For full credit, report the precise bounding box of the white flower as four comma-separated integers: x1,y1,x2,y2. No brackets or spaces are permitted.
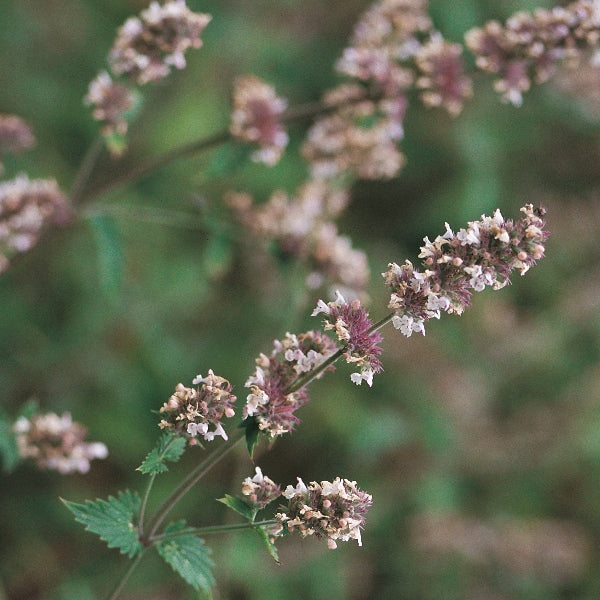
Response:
245,388,269,416
392,314,426,337
283,478,308,499
350,367,375,387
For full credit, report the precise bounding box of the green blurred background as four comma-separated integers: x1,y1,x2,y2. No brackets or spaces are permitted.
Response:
2,0,600,598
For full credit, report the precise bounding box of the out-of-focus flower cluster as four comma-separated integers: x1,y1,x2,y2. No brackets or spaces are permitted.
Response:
13,412,108,474
303,0,471,180
0,114,35,174
84,71,137,140
383,204,549,337
276,477,372,549
243,331,337,436
0,175,70,274
230,75,289,166
241,466,282,509
312,291,383,386
159,370,237,442
227,180,369,297
109,0,211,84
86,0,210,151
466,0,600,106
411,512,591,587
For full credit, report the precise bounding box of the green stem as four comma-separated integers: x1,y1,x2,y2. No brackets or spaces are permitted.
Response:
144,430,245,541
370,312,395,333
81,94,360,203
69,135,104,205
85,130,231,202
138,473,156,539
149,520,279,544
105,548,147,600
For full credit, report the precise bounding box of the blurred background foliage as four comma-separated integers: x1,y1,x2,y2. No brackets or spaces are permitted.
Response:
1,0,600,599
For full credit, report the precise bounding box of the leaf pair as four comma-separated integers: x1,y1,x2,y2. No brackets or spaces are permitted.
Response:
63,491,215,593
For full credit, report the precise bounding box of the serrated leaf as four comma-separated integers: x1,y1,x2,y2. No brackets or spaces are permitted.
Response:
255,525,280,563
156,521,214,593
137,434,186,475
62,490,142,558
0,413,20,473
217,494,256,520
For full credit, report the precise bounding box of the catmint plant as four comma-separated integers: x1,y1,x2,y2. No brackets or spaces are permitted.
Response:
7,0,596,597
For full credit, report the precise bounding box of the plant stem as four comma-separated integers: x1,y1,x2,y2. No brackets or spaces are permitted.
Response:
82,94,361,203
138,472,156,539
105,548,147,600
69,135,104,205
370,312,395,333
85,130,231,202
144,430,245,541
148,519,279,544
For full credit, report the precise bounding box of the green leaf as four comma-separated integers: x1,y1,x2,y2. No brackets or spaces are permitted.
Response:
137,434,187,475
255,525,280,564
62,490,142,558
156,521,215,594
88,214,124,300
0,412,20,473
216,494,256,520
241,418,260,458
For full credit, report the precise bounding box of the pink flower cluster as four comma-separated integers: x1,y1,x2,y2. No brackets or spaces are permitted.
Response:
383,204,549,336
276,477,373,549
303,0,471,180
0,175,70,273
466,0,600,105
243,331,337,436
109,0,211,84
227,180,369,297
159,370,237,442
13,412,108,474
230,75,289,166
312,291,383,386
241,466,282,509
86,1,210,149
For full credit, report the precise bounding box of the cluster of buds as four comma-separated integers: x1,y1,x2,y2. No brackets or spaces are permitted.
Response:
0,175,70,274
230,75,289,166
159,370,237,442
241,466,282,509
303,0,471,180
465,0,600,106
86,1,210,149
312,291,383,386
227,180,369,296
276,477,373,549
109,0,211,84
13,412,108,474
243,331,337,436
0,114,35,173
84,71,137,140
302,85,407,180
414,34,473,116
383,204,549,336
